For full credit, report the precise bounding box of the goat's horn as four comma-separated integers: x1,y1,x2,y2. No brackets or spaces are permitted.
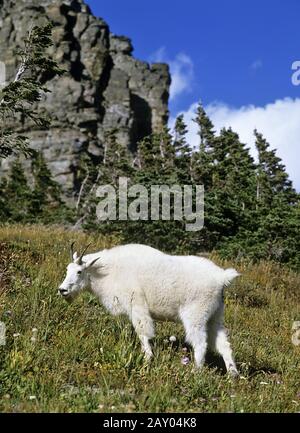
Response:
79,243,92,263
70,241,75,261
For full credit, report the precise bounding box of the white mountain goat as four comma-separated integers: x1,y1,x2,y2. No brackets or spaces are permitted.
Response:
58,242,240,376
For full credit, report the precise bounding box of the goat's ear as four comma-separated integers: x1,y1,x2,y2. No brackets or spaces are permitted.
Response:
84,257,100,269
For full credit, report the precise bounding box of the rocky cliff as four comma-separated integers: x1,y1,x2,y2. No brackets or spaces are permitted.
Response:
0,0,170,195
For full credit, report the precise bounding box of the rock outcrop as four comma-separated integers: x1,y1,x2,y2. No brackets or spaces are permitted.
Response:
0,0,170,195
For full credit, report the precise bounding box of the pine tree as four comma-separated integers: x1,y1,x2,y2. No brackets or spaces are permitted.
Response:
116,130,193,254
0,22,64,158
77,129,134,231
188,104,221,250
173,115,192,184
210,128,257,256
251,130,300,263
219,130,299,263
30,152,65,222
3,160,32,222
191,103,215,188
158,126,176,180
0,153,70,224
102,128,134,185
254,130,297,207
194,103,216,152
136,134,162,173
0,177,8,220
219,128,256,206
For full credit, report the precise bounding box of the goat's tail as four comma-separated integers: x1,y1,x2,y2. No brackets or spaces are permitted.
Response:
223,268,240,287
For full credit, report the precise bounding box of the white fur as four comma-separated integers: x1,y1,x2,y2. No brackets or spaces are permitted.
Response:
59,244,240,375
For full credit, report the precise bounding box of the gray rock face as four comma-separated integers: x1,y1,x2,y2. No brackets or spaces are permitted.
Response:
0,0,170,196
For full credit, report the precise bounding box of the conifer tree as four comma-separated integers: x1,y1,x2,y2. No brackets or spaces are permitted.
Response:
189,104,221,250
0,177,8,220
194,103,216,152
1,153,70,223
30,152,64,222
77,129,134,231
173,115,192,184
0,23,64,158
101,128,134,184
210,128,257,254
254,130,297,207
250,130,299,263
3,160,32,222
158,126,176,180
219,128,256,206
136,134,162,174
219,130,299,263
191,103,215,188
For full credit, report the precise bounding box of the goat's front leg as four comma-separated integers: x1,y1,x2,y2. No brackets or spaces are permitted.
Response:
130,304,155,361
138,335,153,360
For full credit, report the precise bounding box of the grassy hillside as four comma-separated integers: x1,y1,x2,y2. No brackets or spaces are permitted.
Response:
0,225,299,413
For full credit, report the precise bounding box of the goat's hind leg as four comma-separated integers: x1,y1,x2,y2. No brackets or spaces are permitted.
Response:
180,304,208,369
208,306,239,377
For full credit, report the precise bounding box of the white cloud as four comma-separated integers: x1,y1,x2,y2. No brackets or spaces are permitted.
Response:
150,46,166,63
169,53,194,101
170,98,300,190
150,47,194,101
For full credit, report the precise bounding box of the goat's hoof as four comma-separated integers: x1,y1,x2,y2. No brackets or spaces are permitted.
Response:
144,353,153,363
228,368,239,379
191,364,204,373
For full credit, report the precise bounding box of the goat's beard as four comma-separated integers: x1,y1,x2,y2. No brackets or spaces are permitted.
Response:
61,290,79,304
63,294,75,304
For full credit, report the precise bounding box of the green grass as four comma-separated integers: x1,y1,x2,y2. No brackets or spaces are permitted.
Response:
0,224,299,413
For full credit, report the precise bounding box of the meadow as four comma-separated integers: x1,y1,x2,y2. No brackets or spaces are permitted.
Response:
0,224,299,413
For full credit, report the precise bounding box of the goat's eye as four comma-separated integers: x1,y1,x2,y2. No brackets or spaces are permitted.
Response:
77,270,82,275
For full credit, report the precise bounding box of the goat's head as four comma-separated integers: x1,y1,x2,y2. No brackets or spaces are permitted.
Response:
58,242,100,303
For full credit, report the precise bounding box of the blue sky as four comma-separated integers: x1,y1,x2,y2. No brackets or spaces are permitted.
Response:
86,0,300,189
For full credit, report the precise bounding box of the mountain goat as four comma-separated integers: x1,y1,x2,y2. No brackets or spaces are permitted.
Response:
58,243,240,376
